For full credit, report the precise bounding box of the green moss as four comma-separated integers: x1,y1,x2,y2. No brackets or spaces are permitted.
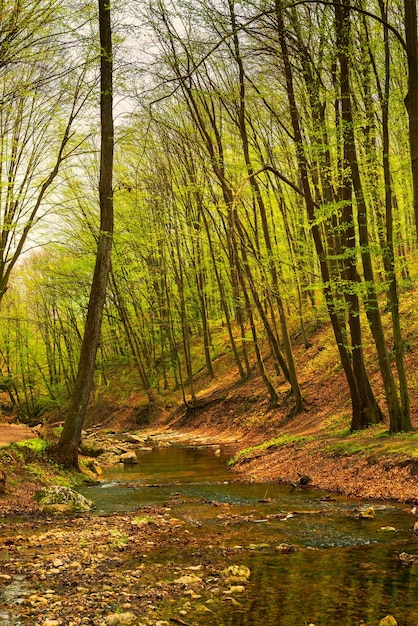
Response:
51,426,63,439
14,438,48,453
324,440,370,456
229,434,314,465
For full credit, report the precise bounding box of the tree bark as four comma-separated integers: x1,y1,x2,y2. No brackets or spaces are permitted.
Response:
57,0,114,467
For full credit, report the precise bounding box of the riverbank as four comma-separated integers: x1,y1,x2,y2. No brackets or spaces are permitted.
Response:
0,414,418,519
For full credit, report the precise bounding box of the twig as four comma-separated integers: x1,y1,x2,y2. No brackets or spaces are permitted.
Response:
170,618,193,626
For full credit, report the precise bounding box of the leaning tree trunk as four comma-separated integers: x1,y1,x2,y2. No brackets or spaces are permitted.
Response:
57,0,114,468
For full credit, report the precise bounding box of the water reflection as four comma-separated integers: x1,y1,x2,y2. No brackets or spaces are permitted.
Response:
225,542,418,626
79,445,418,625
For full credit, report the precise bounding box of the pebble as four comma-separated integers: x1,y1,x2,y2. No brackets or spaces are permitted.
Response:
104,612,137,625
173,574,202,585
379,617,398,626
222,565,251,580
224,585,245,593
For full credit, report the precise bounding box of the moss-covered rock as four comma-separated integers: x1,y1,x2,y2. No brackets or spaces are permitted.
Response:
35,485,94,513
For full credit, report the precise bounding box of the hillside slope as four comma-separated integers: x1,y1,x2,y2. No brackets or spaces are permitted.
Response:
85,303,418,503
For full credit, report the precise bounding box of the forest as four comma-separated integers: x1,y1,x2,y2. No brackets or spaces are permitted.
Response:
0,0,418,458
2,3,418,625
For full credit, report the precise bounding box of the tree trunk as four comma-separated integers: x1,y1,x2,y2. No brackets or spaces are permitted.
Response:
57,0,114,467
335,3,383,429
404,0,418,243
275,0,364,427
228,0,303,412
336,2,407,433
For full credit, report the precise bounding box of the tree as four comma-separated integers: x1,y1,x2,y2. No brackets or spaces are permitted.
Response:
0,1,92,303
57,0,114,468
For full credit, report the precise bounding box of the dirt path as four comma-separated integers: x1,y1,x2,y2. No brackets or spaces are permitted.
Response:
0,424,37,447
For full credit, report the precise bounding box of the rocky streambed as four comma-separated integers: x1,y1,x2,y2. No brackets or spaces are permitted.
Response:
0,507,260,626
1,429,418,626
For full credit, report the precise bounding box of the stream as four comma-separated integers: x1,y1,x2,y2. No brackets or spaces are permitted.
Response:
77,444,418,625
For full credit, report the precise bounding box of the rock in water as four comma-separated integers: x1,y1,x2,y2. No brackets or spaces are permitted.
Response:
398,551,418,565
173,574,203,585
35,485,94,513
79,440,106,457
359,506,375,519
120,433,144,444
120,451,138,465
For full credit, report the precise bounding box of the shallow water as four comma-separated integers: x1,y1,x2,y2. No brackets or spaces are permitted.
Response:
79,445,418,625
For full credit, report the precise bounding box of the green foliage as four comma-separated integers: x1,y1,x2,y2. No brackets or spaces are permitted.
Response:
324,440,370,457
0,0,415,440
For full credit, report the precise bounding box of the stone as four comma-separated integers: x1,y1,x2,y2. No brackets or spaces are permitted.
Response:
379,616,398,626
398,552,418,565
120,451,138,465
104,612,137,625
97,451,121,465
40,503,74,515
224,585,245,593
173,574,203,585
35,485,95,513
413,521,418,535
276,543,295,553
79,441,106,457
42,620,60,626
222,565,251,580
120,434,144,444
85,460,103,476
183,590,201,599
359,506,375,519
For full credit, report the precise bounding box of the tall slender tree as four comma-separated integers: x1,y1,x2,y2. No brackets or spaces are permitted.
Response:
57,0,114,468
